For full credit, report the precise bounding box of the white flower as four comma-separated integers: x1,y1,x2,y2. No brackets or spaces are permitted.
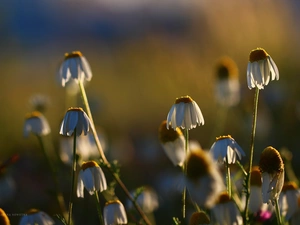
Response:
247,48,279,90
19,209,54,225
211,192,243,225
215,56,240,107
184,148,225,208
166,95,204,130
158,120,186,166
59,107,92,136
210,135,245,164
279,182,300,220
77,161,107,197
103,200,128,225
23,111,51,138
259,146,284,204
57,51,92,87
248,166,263,214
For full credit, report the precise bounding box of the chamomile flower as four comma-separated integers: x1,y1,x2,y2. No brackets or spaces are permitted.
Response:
77,161,107,197
19,209,54,225
23,111,51,138
248,166,264,214
184,148,225,208
247,48,279,90
0,208,10,225
103,200,128,225
215,56,240,107
279,181,300,220
59,107,92,137
259,146,284,204
166,95,204,130
57,51,92,87
158,120,186,166
210,135,245,164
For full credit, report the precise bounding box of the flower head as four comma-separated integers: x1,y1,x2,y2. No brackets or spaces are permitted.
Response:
57,51,92,87
19,209,54,225
158,120,186,166
189,211,210,225
185,148,225,208
77,160,107,197
59,107,92,136
215,56,240,107
166,95,204,130
23,111,51,138
210,135,245,164
0,208,10,225
247,48,279,90
259,146,284,204
279,181,300,220
103,200,128,225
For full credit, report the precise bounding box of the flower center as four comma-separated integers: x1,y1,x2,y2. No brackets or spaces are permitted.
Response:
81,161,99,171
159,120,182,143
249,48,269,63
26,208,39,214
25,111,42,119
215,135,232,141
105,199,121,206
216,56,238,80
175,96,193,104
250,166,262,186
259,146,284,173
282,181,298,192
189,211,210,225
67,107,84,112
186,150,210,181
216,192,231,204
64,51,83,59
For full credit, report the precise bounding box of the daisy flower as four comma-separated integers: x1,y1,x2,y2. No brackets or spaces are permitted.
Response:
247,48,279,90
103,200,128,225
166,95,204,130
19,209,54,225
23,111,51,138
279,181,300,220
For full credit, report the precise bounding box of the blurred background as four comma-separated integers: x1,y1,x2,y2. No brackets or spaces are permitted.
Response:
1,0,300,224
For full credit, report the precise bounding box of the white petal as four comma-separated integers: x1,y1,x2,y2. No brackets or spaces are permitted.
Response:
77,172,84,198
166,105,176,130
175,102,185,129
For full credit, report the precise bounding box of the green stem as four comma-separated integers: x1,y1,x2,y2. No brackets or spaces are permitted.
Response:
78,81,152,225
36,135,67,220
244,87,260,224
68,129,77,225
225,155,231,198
274,198,283,225
94,191,104,225
182,129,189,219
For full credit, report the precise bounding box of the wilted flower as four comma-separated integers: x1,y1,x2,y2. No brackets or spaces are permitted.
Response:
189,211,210,225
0,208,10,225
59,107,92,136
184,148,225,208
247,48,279,90
158,120,186,166
166,95,204,130
23,111,51,138
103,200,128,225
127,186,159,214
57,51,92,87
279,181,300,220
77,161,107,198
259,146,284,204
211,192,243,225
215,56,240,107
19,209,54,225
210,135,245,164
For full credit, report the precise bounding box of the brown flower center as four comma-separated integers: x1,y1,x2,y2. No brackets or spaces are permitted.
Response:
249,48,269,63
81,161,99,171
189,211,210,225
186,150,210,181
159,120,183,143
175,96,193,104
259,146,284,173
64,51,83,59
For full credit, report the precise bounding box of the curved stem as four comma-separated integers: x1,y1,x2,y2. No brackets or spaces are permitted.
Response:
274,198,283,225
244,87,260,224
182,129,189,219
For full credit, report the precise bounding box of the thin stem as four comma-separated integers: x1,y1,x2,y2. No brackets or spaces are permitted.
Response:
244,87,260,224
78,81,151,225
68,130,77,225
274,198,283,225
36,135,67,220
94,191,104,225
182,129,189,219
225,155,231,198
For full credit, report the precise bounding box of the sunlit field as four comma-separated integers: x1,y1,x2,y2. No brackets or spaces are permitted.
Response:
1,1,300,224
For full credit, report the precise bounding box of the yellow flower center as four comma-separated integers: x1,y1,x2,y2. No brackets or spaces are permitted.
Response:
64,51,83,59
159,120,183,143
186,149,210,181
81,161,99,171
249,48,269,63
215,134,232,141
189,211,210,225
0,208,10,225
282,181,298,192
216,56,238,80
250,166,262,186
259,146,284,174
175,96,193,104
67,107,84,112
105,199,121,206
216,192,231,204
25,111,42,119
26,208,39,214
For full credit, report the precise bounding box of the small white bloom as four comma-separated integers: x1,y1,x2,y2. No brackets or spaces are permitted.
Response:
248,166,264,214
166,95,204,130
19,209,54,225
104,200,128,225
158,120,186,166
59,107,92,136
259,146,284,204
279,182,300,220
210,135,245,164
57,51,92,87
23,111,51,138
247,48,279,90
77,161,107,197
